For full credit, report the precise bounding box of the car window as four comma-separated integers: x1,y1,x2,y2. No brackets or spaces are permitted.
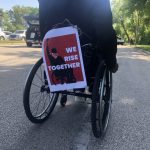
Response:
4,32,8,35
4,31,11,35
15,31,24,34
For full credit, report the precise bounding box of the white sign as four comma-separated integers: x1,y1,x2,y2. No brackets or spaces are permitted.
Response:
30,32,35,38
42,26,87,92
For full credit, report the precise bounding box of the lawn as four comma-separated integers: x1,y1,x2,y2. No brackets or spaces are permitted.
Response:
136,45,150,52
0,40,25,45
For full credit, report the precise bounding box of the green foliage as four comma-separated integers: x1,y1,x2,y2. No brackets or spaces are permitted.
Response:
112,0,150,45
0,9,3,27
2,11,15,31
1,6,38,32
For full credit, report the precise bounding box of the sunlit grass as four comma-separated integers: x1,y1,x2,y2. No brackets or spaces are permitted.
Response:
0,40,25,45
136,45,150,52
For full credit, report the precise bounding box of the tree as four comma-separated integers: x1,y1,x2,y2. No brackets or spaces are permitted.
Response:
112,0,131,43
11,6,38,31
0,9,3,28
1,6,38,32
112,0,150,44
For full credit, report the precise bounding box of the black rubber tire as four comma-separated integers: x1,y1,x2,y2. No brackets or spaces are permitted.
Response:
91,60,112,138
23,58,59,123
26,42,32,47
60,94,67,107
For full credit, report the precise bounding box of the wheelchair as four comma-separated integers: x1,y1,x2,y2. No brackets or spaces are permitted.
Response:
23,20,113,138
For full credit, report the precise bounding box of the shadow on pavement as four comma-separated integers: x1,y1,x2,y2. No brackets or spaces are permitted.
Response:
117,47,150,62
1,50,42,59
0,46,150,150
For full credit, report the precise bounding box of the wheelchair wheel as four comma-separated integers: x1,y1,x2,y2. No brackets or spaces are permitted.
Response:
23,58,59,123
91,61,112,138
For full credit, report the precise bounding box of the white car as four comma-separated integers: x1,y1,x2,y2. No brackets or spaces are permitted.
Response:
0,30,6,40
9,30,26,40
3,31,12,39
117,36,124,45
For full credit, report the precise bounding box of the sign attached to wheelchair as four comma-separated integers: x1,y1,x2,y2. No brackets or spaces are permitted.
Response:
42,26,87,92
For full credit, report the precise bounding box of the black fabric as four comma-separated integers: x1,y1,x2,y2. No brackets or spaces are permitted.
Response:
46,41,76,84
39,0,117,69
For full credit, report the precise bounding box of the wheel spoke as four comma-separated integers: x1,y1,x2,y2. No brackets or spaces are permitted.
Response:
40,65,43,80
41,92,49,112
35,73,45,84
33,93,43,116
30,91,41,95
32,82,41,88
30,92,42,106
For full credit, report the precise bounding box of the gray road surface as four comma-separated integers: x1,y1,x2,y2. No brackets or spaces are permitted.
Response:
0,45,150,150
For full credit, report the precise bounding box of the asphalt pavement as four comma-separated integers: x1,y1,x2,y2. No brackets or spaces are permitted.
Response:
0,45,150,150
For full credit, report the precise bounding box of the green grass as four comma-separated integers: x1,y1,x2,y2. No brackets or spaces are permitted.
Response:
0,40,25,45
136,45,150,52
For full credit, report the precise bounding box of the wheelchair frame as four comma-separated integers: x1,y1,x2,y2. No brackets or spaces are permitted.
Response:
23,21,113,138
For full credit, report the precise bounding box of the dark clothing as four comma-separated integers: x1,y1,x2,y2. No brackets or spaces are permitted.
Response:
47,54,65,67
46,45,76,84
39,0,117,68
46,44,65,66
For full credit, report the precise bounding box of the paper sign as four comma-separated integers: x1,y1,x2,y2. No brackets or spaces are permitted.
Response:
30,32,35,38
42,26,87,92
